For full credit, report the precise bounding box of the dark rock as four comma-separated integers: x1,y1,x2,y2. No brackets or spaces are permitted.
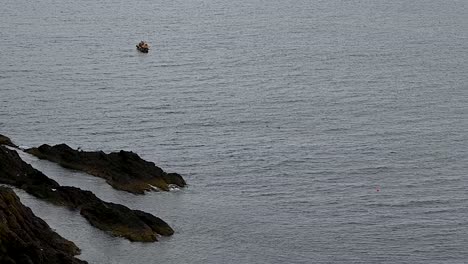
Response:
0,134,17,148
0,186,86,264
26,144,187,194
0,146,174,242
163,172,187,188
133,210,174,236
80,202,157,242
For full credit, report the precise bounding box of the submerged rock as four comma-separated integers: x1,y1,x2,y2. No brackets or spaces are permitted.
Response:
26,144,187,194
0,186,86,264
0,146,174,242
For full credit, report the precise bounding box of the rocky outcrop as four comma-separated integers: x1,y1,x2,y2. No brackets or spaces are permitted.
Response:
0,146,173,242
0,134,16,148
26,144,186,194
0,186,86,264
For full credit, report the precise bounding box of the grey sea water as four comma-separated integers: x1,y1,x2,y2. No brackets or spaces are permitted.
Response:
1,0,468,263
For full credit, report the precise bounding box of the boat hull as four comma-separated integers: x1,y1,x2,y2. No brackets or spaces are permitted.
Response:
136,45,149,53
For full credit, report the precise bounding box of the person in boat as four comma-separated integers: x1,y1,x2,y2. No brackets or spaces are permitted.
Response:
138,40,149,49
137,41,150,52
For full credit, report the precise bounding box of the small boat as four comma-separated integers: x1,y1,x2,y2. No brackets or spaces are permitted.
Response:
136,41,149,53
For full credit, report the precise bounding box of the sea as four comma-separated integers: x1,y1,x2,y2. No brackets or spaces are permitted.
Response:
1,0,467,263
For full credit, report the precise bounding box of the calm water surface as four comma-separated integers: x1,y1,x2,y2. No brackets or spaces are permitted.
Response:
1,0,467,263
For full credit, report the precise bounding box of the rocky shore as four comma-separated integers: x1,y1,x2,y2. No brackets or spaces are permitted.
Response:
26,144,187,194
0,135,16,148
0,134,187,263
0,186,86,264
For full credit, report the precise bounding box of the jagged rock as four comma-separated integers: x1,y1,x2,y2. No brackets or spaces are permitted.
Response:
0,186,86,264
133,210,174,236
80,202,156,242
0,146,174,242
26,144,186,194
0,134,17,148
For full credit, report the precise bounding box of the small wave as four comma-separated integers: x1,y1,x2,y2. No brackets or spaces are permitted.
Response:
422,207,465,215
323,127,351,133
344,166,394,177
148,184,161,191
368,198,466,208
17,145,30,150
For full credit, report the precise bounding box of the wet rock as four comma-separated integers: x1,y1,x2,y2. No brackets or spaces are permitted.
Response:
0,146,174,242
0,186,86,264
80,202,157,242
26,144,186,194
133,210,175,236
